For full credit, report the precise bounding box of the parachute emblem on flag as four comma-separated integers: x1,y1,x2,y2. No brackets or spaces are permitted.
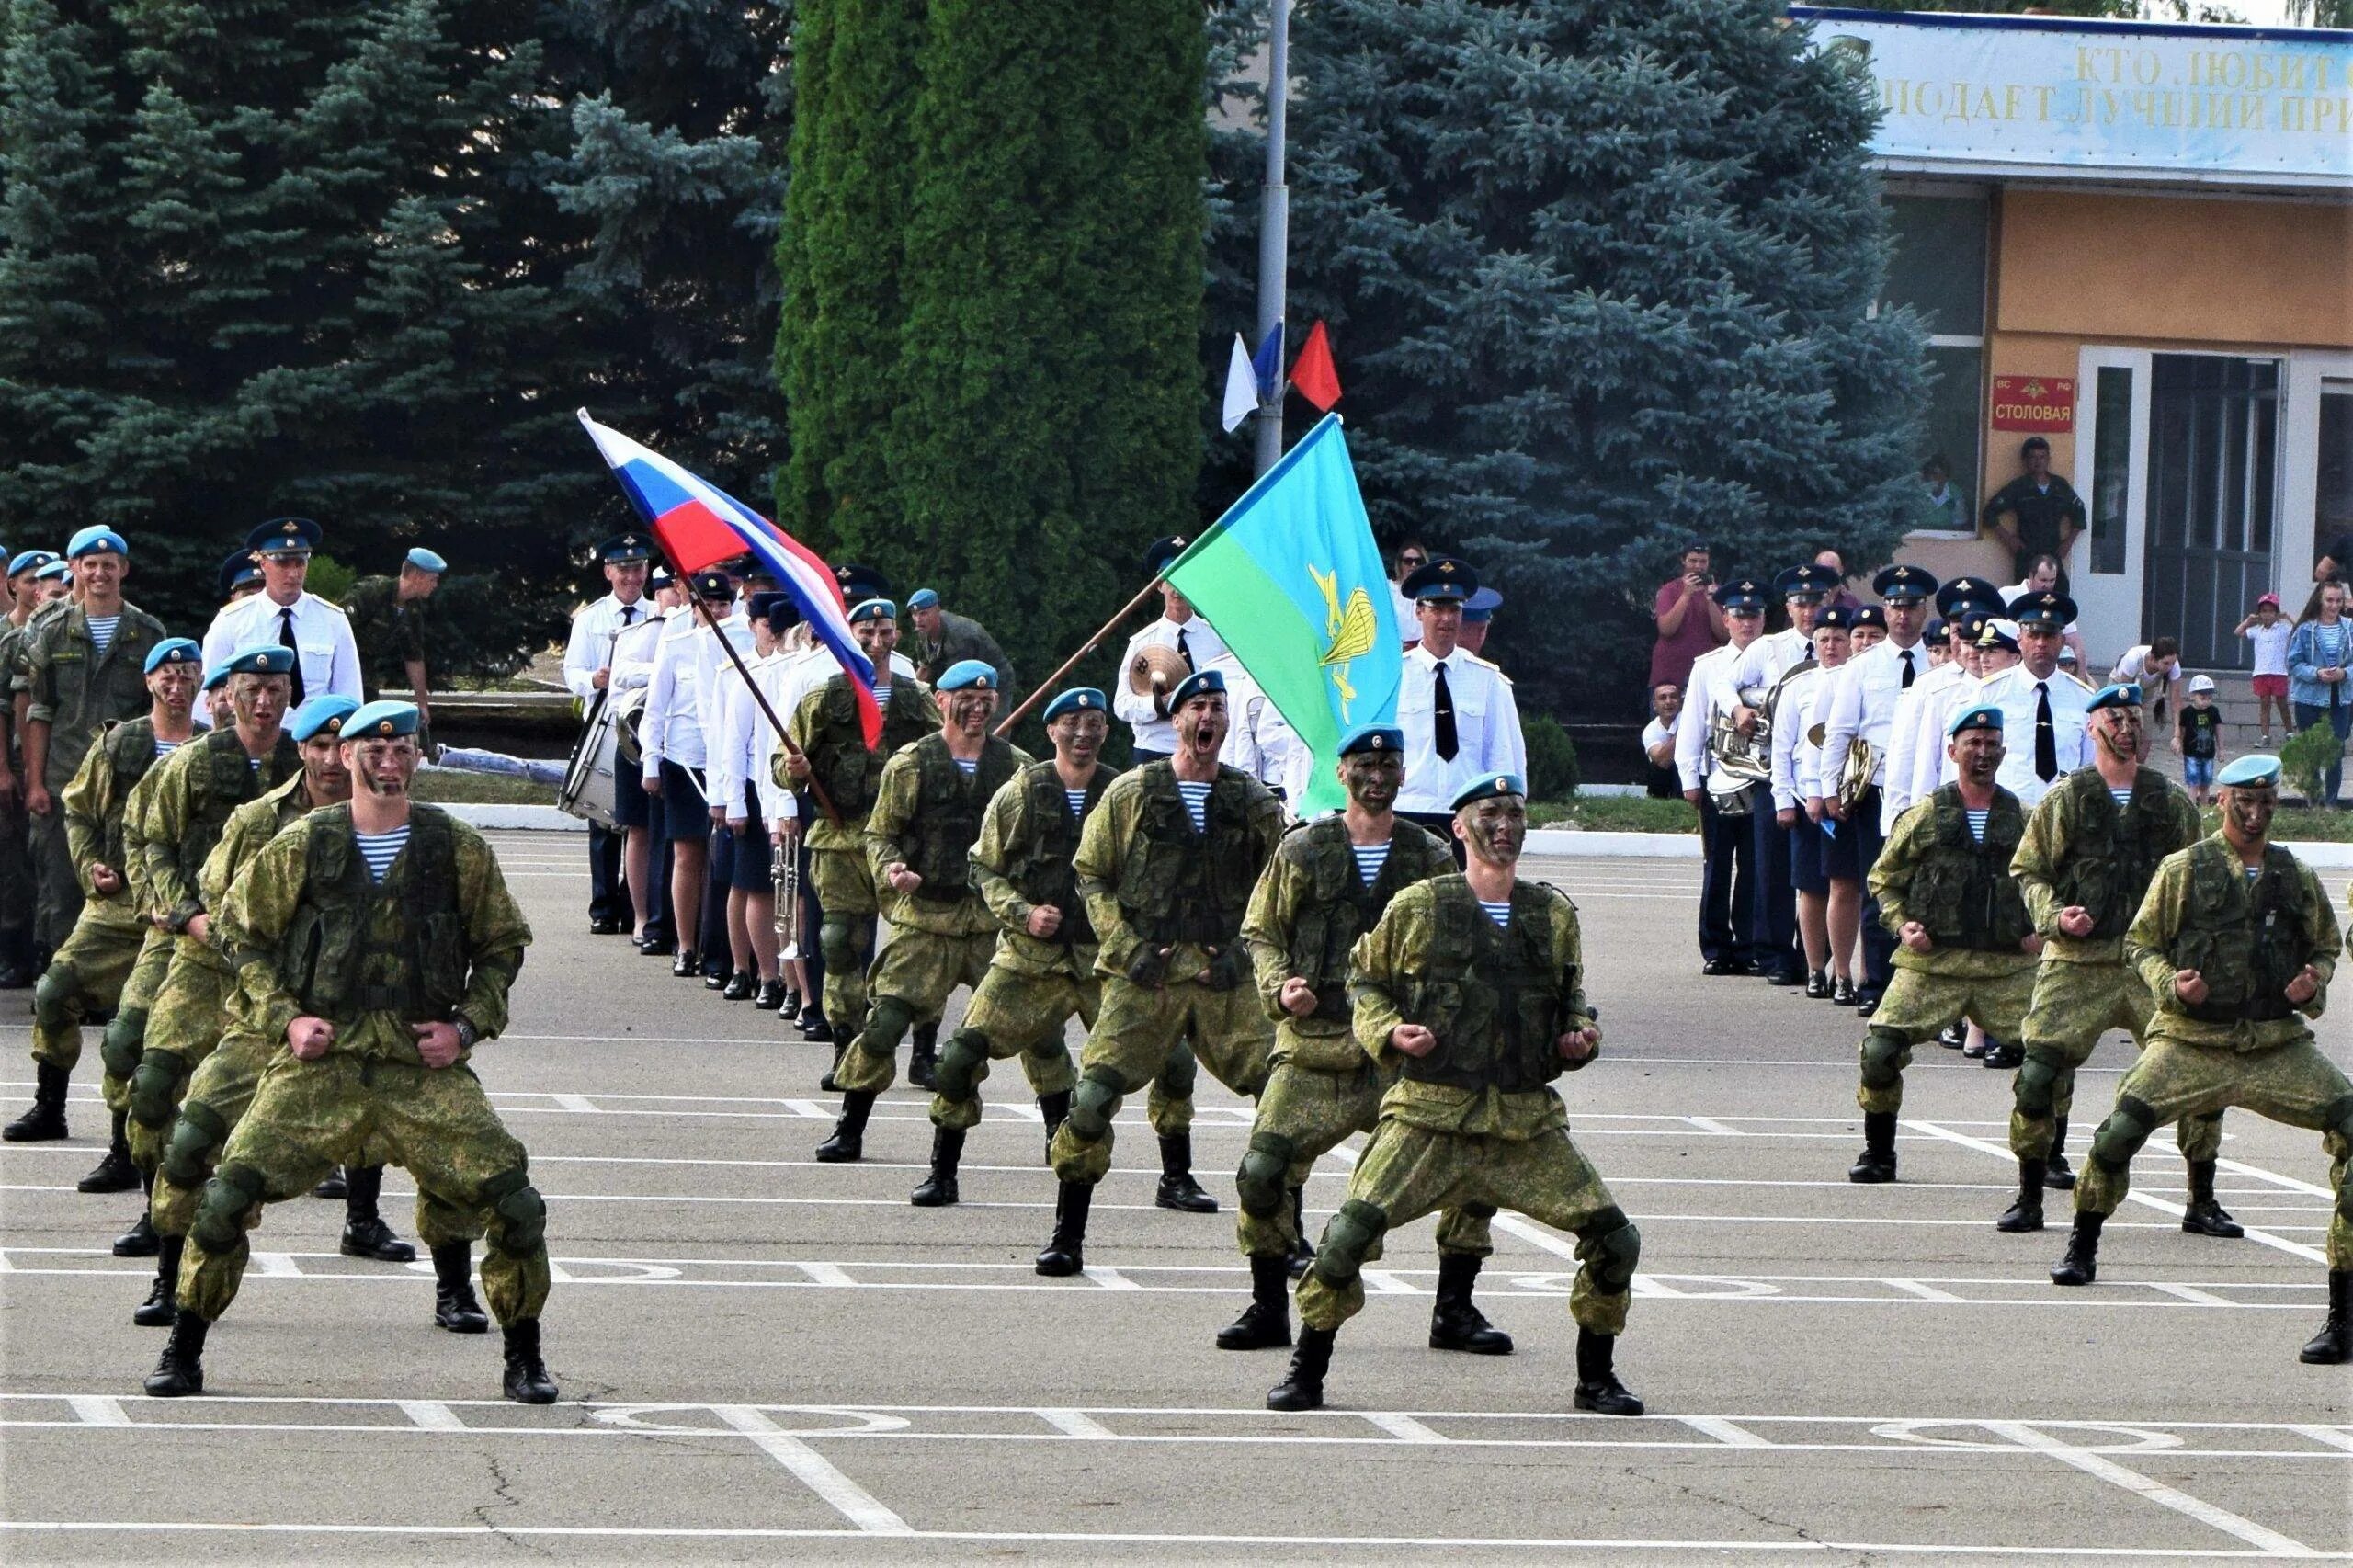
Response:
1309,562,1378,720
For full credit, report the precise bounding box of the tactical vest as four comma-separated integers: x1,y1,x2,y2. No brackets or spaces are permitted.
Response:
1005,761,1108,947
1909,785,2033,952
2169,840,2312,1025
1397,876,1568,1095
96,718,164,871
899,733,1021,903
278,803,469,1022
807,677,936,823
1114,762,1261,946
179,726,301,883
2050,767,2183,940
1286,818,1440,1023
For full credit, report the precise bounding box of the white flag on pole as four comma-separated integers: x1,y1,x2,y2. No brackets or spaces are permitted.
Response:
1220,333,1257,434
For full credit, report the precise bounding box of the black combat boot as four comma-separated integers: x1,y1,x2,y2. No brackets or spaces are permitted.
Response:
1034,1181,1090,1277
818,1040,846,1092
1995,1160,2046,1233
754,977,787,1011
1267,1325,1335,1412
907,1022,938,1091
502,1319,559,1403
2051,1211,2103,1286
2043,1115,2076,1188
3,1062,69,1142
814,1090,876,1162
1037,1090,1071,1164
113,1207,159,1258
1847,1111,1897,1184
77,1110,140,1192
134,1235,182,1327
2180,1160,2244,1238
1154,1133,1218,1212
340,1165,418,1262
1571,1328,1645,1415
1284,1187,1314,1279
433,1244,489,1333
909,1127,963,1207
1217,1253,1294,1350
1428,1253,1514,1353
312,1165,349,1200
2300,1271,2352,1365
721,969,754,1001
143,1310,209,1397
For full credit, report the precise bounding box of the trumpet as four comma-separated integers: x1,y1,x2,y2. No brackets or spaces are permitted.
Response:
773,835,802,961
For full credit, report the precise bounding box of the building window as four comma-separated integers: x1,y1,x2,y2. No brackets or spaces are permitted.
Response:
2089,366,2132,577
1882,193,1988,535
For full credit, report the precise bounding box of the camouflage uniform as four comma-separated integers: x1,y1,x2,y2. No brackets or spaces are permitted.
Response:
30,719,174,1074
20,600,167,945
176,803,539,1325
0,618,35,962
783,675,937,1036
345,575,432,750
909,609,1017,695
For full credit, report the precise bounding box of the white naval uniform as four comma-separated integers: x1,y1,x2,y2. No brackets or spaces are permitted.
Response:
1213,661,1306,803
608,605,671,697
198,590,361,724
1396,642,1527,816
1731,625,1813,696
1674,642,1748,796
758,647,919,830
1112,614,1228,756
642,613,711,784
1817,637,1928,796
1770,664,1830,814
1881,659,1965,833
1949,664,2090,810
710,644,787,824
563,591,654,704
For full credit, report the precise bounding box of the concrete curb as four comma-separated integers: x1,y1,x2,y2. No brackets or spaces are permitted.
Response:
441,804,584,832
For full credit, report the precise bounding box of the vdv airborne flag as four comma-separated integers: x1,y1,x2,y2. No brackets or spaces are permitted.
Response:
1165,415,1399,815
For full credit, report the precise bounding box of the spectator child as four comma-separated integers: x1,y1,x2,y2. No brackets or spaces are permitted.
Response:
2109,636,2184,739
2178,674,2223,806
2235,593,2294,744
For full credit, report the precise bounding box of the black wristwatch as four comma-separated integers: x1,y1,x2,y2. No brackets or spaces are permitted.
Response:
450,1014,480,1051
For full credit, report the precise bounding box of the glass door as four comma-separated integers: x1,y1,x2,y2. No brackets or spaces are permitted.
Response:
2070,347,2149,665
2140,355,2281,671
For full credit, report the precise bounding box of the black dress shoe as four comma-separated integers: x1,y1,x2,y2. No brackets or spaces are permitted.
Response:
588,917,621,936
754,978,787,1011
1701,955,1751,976
1938,1024,1966,1050
639,938,676,957
721,970,755,1001
1804,970,1832,999
1855,995,1879,1018
800,1009,832,1042
704,969,727,991
671,950,698,980
1831,979,1857,1006
1981,1040,2022,1069
1760,965,1804,987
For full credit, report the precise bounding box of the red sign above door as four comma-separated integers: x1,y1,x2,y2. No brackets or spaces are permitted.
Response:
1991,375,2076,434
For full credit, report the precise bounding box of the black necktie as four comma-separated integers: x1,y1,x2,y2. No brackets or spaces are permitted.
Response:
1176,628,1193,671
2035,681,2058,782
621,604,637,626
278,607,306,704
1432,661,1459,761
1899,649,1915,689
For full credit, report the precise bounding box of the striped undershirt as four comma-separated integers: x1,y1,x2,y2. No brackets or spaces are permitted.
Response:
1965,808,1990,842
953,756,977,776
1064,789,1088,817
872,681,892,708
1479,899,1512,928
355,825,411,883
2109,787,2132,807
1176,780,1211,833
85,614,120,653
154,739,182,758
1351,842,1391,886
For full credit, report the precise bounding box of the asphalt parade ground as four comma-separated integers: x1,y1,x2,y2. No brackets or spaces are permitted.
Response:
4,832,2349,1563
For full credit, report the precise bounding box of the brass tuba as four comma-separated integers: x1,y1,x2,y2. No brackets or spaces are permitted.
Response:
1804,715,1881,812
1706,656,1813,812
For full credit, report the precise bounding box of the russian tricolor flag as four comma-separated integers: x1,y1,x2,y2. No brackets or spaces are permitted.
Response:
578,410,880,746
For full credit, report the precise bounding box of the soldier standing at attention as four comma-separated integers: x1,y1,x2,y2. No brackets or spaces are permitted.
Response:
1847,704,2041,1184
5,639,200,1174
1267,773,1642,1417
345,547,446,750
1220,726,1506,1358
814,661,1030,1159
905,587,1017,695
146,701,549,1402
0,548,62,989
2051,755,2353,1368
1037,669,1283,1277
198,518,363,713
1997,684,2222,1235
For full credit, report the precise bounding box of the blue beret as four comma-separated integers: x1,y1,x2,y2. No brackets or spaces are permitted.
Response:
1449,772,1527,811
341,700,420,740
7,550,56,577
1042,687,1107,722
2009,590,2077,629
599,532,653,564
143,638,202,674
34,558,71,582
66,526,127,559
1167,668,1226,709
248,517,322,555
2218,754,2281,788
1402,557,1476,603
937,659,997,692
1461,586,1502,624
1873,563,1938,602
215,643,296,682
1948,703,2004,737
2085,682,2142,713
404,547,447,574
1814,606,1856,631
1142,536,1189,575
289,695,361,743
1339,724,1404,757
908,587,941,611
1713,578,1768,613
848,597,896,625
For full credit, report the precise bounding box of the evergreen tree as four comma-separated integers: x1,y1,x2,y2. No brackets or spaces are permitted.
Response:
1281,0,1930,713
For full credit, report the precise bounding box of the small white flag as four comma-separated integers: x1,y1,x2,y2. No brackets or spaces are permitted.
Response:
1221,333,1257,434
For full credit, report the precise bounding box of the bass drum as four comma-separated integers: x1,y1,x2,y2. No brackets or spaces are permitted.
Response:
612,687,650,767
558,692,620,831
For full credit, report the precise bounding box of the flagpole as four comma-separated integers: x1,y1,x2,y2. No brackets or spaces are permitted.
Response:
991,574,1169,738
684,574,846,832
1252,0,1290,478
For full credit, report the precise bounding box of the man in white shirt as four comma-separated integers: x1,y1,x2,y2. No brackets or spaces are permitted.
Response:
2001,555,2086,667
1213,658,1305,806
1676,578,1768,973
1819,563,1938,1012
1972,593,2090,810
200,517,362,717
1394,558,1526,858
1884,578,2002,834
560,532,654,934
611,567,682,951
1115,536,1229,763
1733,563,1837,987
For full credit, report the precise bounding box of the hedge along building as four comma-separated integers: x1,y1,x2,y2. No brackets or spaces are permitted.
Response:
1794,7,2352,672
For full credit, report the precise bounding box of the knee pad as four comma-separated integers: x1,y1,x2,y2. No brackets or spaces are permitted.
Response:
162,1100,229,1190
862,995,915,1051
1309,1198,1389,1288
98,1007,149,1081
2013,1051,2063,1117
1859,1026,1907,1089
1234,1131,1296,1218
31,960,80,1031
2089,1093,2159,1172
479,1167,547,1257
189,1160,266,1254
819,918,858,973
1065,1067,1124,1142
1155,1041,1198,1100
933,1028,988,1102
1576,1207,1642,1295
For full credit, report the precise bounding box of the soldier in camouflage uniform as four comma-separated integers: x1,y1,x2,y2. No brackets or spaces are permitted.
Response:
146,700,553,1403
779,599,937,1074
2051,755,2353,1368
1268,773,1643,1417
0,548,59,987
1847,704,2041,1184
5,639,199,1181
1221,725,1506,1357
815,660,1031,1158
18,528,167,955
1037,669,1284,1277
99,646,302,1258
1999,683,2228,1235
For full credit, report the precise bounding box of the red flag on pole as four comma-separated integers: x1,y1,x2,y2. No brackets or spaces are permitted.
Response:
1290,320,1342,412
